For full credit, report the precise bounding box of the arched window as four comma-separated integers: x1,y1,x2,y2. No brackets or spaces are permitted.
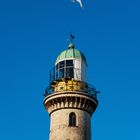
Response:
69,112,76,127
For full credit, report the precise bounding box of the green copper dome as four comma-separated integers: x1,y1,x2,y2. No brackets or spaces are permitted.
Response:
55,43,87,65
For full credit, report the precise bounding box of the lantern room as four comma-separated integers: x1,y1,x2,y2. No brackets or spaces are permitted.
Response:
50,43,87,83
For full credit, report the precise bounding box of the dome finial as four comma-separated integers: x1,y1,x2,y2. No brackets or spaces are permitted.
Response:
70,34,75,42
68,34,75,49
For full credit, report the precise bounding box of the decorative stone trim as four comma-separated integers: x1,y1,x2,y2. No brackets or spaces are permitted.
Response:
44,92,98,116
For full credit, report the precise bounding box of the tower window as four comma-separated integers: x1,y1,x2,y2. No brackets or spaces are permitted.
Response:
66,60,73,66
66,67,74,78
69,112,76,127
66,60,74,78
59,61,64,68
54,60,74,80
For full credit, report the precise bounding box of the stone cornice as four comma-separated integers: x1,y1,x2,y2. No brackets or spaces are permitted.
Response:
44,92,98,116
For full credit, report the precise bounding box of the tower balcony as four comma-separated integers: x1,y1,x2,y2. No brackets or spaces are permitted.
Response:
44,80,99,115
44,79,99,100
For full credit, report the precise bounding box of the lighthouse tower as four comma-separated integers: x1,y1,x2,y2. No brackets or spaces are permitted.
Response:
44,38,98,140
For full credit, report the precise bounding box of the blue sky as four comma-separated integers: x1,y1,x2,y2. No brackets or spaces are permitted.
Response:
0,0,140,139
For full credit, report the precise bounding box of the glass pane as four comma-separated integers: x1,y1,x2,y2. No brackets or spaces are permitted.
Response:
66,60,73,66
59,68,64,79
72,115,76,126
69,112,76,127
59,61,64,68
55,70,59,79
66,68,74,78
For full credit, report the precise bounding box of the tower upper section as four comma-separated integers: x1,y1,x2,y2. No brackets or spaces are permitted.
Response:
44,40,98,100
50,43,87,83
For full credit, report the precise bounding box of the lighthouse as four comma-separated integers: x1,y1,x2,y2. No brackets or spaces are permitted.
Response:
43,37,98,140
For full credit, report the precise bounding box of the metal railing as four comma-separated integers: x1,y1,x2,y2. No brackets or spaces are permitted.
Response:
44,80,99,99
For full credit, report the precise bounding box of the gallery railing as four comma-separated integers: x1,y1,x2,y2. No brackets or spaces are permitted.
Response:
44,80,99,99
